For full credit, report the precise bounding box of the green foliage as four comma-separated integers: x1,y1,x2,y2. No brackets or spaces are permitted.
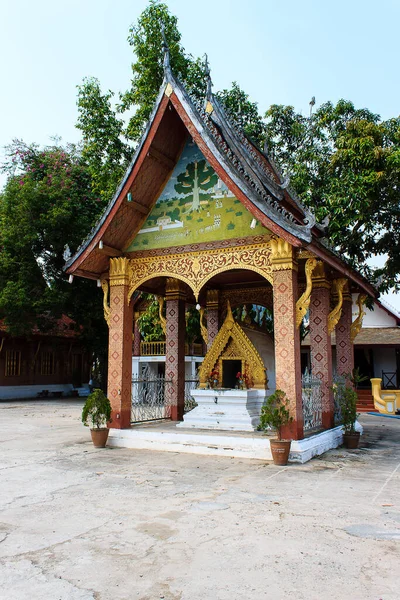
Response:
0,140,108,369
81,388,112,429
217,82,266,146
119,0,207,141
185,307,201,343
138,295,165,341
76,77,131,202
333,380,359,434
258,390,293,440
265,100,400,291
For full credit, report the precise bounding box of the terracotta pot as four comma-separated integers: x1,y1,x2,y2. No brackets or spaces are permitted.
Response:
343,431,360,449
270,439,291,466
90,428,109,448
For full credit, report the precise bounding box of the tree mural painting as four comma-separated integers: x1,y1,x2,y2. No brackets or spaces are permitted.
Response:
175,159,217,213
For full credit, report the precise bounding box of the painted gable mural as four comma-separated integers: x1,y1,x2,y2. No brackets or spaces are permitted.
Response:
126,139,268,252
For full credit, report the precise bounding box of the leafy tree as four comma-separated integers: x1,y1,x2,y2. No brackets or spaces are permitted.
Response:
217,82,266,146
76,77,131,202
0,140,108,377
119,0,207,141
265,101,400,290
138,295,165,341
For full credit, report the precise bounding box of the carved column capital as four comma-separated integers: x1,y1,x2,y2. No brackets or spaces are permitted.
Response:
109,257,130,286
206,289,219,310
165,278,187,301
270,238,297,271
311,261,331,289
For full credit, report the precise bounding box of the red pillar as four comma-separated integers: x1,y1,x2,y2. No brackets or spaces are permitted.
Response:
310,263,333,429
107,258,133,429
206,289,219,351
336,287,354,377
165,278,186,421
271,240,303,440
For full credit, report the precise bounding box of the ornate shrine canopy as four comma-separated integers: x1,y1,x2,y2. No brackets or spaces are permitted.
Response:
65,53,377,301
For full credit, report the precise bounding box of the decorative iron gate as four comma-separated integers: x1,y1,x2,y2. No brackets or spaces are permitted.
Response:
131,374,171,423
131,371,199,423
302,371,323,432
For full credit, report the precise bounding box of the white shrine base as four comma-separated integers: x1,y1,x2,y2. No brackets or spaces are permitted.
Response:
177,388,266,432
108,421,363,464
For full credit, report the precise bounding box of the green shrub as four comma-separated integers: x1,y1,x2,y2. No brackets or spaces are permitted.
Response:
82,389,112,429
258,389,293,440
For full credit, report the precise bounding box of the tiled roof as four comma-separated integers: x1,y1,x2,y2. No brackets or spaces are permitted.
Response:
302,327,400,347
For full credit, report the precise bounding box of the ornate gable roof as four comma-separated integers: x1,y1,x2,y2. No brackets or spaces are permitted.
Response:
64,51,377,299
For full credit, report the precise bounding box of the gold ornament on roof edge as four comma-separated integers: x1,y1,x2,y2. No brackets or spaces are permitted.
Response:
295,257,318,328
101,280,110,327
350,293,367,342
328,278,347,334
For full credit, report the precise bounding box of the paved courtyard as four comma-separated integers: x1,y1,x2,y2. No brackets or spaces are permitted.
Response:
1,400,399,600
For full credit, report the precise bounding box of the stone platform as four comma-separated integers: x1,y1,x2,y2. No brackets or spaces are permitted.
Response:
177,388,266,431
108,421,363,464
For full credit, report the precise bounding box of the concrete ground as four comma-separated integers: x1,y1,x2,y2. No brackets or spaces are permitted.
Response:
0,400,399,600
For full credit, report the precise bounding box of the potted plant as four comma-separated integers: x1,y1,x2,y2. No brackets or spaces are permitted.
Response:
258,389,293,465
81,388,112,448
338,383,360,449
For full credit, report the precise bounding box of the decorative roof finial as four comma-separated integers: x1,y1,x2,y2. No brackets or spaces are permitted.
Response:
160,22,171,75
204,53,212,99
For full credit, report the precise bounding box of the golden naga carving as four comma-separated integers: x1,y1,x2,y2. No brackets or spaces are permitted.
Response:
199,307,208,345
350,293,367,342
101,280,111,326
270,237,297,271
328,278,347,334
295,257,318,328
157,295,167,336
109,257,130,286
198,301,267,390
127,243,273,302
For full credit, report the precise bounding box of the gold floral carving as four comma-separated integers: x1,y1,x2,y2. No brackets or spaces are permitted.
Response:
199,307,208,345
198,301,267,390
127,243,273,302
328,278,347,334
270,237,297,271
109,257,130,286
101,280,111,327
295,257,318,328
350,293,367,342
157,296,167,336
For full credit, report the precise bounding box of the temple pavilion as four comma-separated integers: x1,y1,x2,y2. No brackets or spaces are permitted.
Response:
65,50,376,444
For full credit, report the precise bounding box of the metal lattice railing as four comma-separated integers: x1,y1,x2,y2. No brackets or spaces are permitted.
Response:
131,375,171,423
184,379,199,413
302,371,323,432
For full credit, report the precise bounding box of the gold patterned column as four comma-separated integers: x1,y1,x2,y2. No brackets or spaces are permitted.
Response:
206,289,219,351
107,258,133,429
336,282,354,377
165,278,186,421
309,261,333,429
271,238,303,440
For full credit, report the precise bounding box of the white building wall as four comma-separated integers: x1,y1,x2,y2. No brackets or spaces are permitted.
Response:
352,295,397,327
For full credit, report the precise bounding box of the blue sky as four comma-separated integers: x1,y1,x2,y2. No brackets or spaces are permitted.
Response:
1,0,399,310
